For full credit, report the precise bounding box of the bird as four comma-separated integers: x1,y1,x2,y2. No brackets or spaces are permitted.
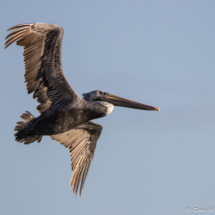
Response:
5,23,160,196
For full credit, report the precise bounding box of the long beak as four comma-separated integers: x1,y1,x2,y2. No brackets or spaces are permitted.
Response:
100,93,160,111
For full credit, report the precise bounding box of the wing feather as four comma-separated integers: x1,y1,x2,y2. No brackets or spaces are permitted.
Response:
7,24,30,31
50,121,103,196
5,23,79,113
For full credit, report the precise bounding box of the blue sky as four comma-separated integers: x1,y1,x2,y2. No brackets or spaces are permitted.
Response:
1,1,215,214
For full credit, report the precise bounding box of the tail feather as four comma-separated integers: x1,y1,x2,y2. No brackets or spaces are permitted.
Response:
14,111,42,144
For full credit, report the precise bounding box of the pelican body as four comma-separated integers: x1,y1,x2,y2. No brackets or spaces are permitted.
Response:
26,97,108,136
5,23,159,196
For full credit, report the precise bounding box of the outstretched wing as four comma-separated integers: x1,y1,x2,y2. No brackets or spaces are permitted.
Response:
50,121,103,196
5,23,79,113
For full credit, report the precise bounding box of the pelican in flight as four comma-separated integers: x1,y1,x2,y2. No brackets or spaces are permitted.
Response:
5,23,159,196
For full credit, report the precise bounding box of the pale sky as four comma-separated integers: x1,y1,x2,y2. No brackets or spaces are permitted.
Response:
1,1,215,215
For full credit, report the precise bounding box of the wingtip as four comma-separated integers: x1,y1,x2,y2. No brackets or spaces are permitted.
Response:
4,43,10,49
7,23,31,32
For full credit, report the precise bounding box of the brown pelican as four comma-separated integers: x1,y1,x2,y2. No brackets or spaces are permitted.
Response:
5,23,159,196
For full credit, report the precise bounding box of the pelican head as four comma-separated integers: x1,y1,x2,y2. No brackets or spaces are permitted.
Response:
83,90,160,111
